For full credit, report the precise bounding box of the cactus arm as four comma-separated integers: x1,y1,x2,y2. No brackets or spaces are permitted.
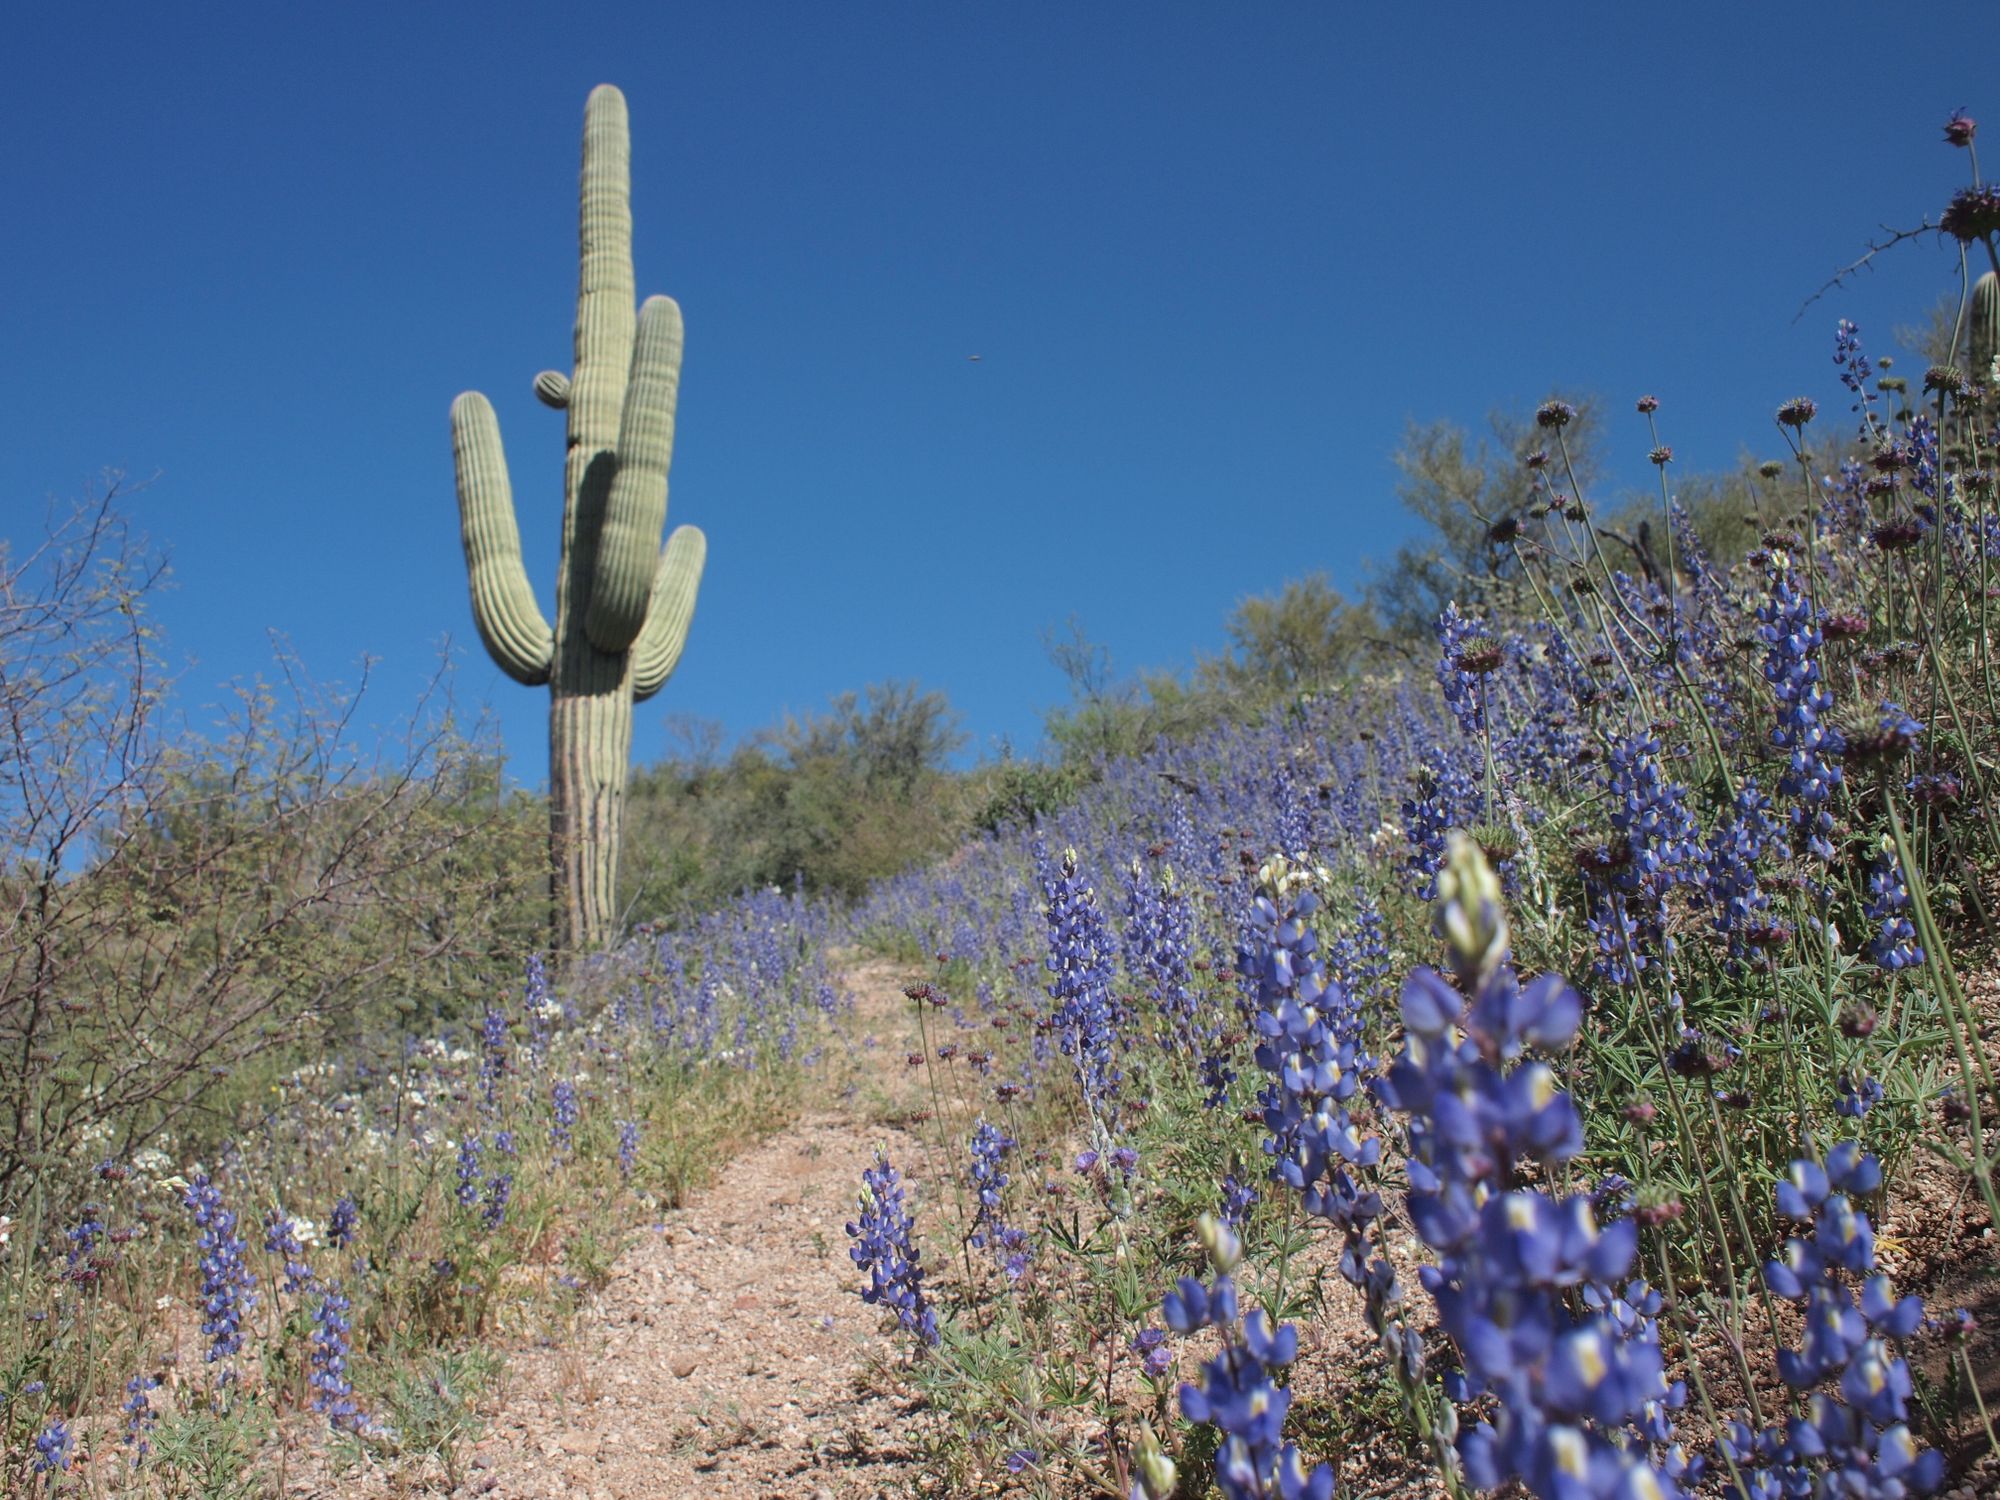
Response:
1973,271,1999,379
631,524,705,702
585,294,684,652
450,392,555,685
569,84,636,471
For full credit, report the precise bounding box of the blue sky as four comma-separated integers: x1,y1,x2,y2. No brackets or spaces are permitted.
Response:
4,4,1990,779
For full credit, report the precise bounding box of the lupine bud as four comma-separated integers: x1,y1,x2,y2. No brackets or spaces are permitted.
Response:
1130,1423,1179,1500
1435,833,1508,982
1197,1212,1242,1275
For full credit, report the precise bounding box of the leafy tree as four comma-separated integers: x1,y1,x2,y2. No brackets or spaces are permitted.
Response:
1198,573,1394,697
1368,395,1604,639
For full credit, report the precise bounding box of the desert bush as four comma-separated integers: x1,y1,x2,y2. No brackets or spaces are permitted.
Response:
0,490,548,1203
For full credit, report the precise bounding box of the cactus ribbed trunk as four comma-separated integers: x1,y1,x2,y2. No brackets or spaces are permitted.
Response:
548,651,633,952
448,85,707,954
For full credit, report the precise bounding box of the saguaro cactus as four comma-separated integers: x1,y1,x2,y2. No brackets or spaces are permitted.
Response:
450,84,706,952
1973,270,1999,379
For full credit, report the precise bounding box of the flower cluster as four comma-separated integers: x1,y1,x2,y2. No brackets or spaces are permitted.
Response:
846,1151,938,1346
122,1374,159,1464
1240,856,1383,1286
523,951,555,1067
1122,858,1201,1055
1403,753,1482,900
1757,554,1844,861
264,1210,317,1295
1703,778,1784,960
185,1175,257,1377
1723,1146,1942,1496
550,1078,579,1157
33,1419,71,1476
1436,602,1496,738
1219,1170,1260,1235
327,1193,358,1250
481,1131,516,1231
63,1201,106,1285
1038,841,1123,1123
1327,893,1392,1014
1379,837,1686,1499
1158,1214,1334,1500
1863,836,1923,972
967,1118,1029,1279
617,1118,641,1180
456,1133,486,1210
479,1003,508,1112
310,1282,375,1435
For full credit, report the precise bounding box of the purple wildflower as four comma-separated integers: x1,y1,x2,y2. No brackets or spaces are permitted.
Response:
185,1175,257,1378
846,1152,938,1346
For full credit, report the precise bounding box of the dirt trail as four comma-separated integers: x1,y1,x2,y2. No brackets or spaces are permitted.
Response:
466,959,935,1500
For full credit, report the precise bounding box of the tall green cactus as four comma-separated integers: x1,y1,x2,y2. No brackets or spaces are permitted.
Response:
450,84,705,952
1974,270,1999,381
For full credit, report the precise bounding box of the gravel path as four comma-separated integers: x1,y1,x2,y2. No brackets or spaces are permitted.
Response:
463,960,935,1500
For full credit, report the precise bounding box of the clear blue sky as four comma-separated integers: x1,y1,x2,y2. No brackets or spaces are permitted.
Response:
4,4,1990,779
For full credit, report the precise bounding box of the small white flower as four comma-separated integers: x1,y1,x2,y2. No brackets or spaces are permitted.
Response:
155,1295,175,1311
0,1214,13,1248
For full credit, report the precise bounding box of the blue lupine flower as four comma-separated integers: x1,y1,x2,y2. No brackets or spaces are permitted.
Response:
967,1118,1025,1277
63,1202,106,1285
1326,893,1392,1015
1906,413,1939,501
1583,732,1702,988
1739,1147,1942,1497
327,1194,359,1250
1162,1215,1334,1500
122,1374,159,1464
1757,554,1844,861
1436,601,1496,738
482,1130,516,1231
1835,1073,1886,1119
1272,765,1318,864
1037,841,1123,1123
1240,857,1383,1288
1122,859,1201,1055
1863,836,1924,972
1130,1326,1173,1378
550,1078,579,1156
846,1152,938,1346
1604,732,1703,895
32,1419,71,1476
185,1175,257,1377
1380,836,1681,1499
524,952,555,1068
455,1134,485,1210
1219,1172,1260,1235
1835,319,1876,421
617,1119,641,1180
479,1003,509,1112
1704,778,1783,960
1403,752,1482,900
310,1282,374,1434
264,1210,316,1295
